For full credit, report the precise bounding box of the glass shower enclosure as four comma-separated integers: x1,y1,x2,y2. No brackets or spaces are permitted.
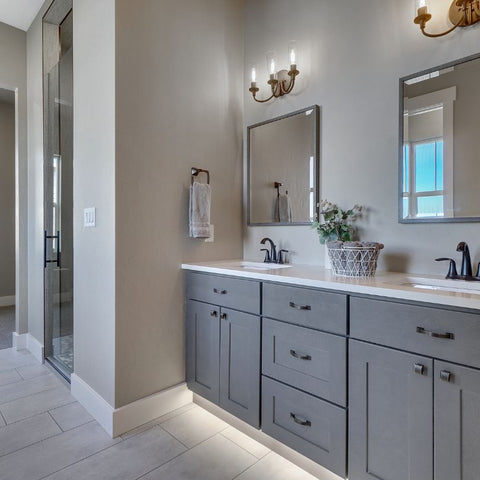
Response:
43,0,73,379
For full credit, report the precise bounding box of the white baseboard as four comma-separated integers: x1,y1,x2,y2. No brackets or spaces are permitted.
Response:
12,332,27,349
71,374,192,438
71,374,114,436
0,296,15,307
12,333,44,364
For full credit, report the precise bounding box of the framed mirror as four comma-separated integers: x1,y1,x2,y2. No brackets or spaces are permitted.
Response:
247,105,319,226
399,53,480,223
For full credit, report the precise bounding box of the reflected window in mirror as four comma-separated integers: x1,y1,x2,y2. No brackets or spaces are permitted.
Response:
399,54,480,223
248,105,319,226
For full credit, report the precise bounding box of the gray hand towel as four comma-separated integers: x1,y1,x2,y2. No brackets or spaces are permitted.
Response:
274,194,292,222
189,182,211,238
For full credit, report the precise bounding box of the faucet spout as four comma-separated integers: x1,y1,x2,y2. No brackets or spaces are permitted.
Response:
456,241,473,277
260,237,277,263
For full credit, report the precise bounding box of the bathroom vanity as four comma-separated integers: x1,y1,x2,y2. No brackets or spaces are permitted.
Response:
183,261,480,480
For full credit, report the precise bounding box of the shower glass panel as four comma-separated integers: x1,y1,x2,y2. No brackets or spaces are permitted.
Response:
43,3,73,379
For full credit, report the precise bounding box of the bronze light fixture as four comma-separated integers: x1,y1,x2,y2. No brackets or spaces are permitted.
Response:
414,0,480,37
249,43,300,103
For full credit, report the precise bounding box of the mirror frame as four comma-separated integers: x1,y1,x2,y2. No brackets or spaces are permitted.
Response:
247,105,320,226
398,52,480,224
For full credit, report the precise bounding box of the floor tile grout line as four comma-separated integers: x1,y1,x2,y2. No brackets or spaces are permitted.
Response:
231,455,265,480
0,409,6,426
0,419,98,460
218,430,270,460
0,398,77,426
47,409,64,432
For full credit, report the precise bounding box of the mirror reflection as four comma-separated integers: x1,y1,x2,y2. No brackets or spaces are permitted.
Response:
248,106,319,226
400,55,480,222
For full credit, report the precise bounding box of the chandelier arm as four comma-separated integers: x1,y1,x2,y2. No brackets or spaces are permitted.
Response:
420,15,464,38
283,75,296,94
252,92,275,103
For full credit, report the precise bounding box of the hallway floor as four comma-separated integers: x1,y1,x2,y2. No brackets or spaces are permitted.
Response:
0,307,14,350
0,348,317,480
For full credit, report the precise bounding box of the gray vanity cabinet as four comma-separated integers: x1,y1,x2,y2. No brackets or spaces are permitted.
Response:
186,300,220,404
349,340,433,480
219,307,260,427
185,272,261,427
434,360,480,480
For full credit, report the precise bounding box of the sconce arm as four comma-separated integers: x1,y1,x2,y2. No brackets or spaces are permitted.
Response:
419,14,464,38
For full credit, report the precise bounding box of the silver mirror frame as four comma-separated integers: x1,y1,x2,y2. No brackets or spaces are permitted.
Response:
247,105,320,226
398,52,480,224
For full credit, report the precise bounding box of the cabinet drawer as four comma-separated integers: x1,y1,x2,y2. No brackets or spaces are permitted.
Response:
262,376,346,478
263,283,347,335
186,272,260,314
350,297,480,368
262,318,346,406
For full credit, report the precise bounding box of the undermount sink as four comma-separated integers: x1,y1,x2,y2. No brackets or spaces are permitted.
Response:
238,261,292,271
404,276,480,295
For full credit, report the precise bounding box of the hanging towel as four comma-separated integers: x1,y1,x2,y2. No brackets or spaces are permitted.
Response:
189,181,211,238
275,194,292,223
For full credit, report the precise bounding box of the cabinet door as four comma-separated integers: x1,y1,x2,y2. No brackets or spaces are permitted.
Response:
220,308,260,427
349,340,433,480
186,300,220,404
435,360,480,480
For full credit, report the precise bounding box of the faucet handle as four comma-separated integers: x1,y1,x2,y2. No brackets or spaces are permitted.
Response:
278,250,289,264
435,257,458,278
260,248,271,263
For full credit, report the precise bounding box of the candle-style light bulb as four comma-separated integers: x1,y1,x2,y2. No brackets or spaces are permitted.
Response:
266,52,276,80
251,66,256,83
415,0,428,16
288,41,297,71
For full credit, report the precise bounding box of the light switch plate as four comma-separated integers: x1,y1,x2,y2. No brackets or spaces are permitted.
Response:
84,207,96,227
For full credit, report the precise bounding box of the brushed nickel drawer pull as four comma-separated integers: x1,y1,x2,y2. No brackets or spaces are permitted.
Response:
210,311,218,317
289,302,311,311
213,288,227,295
414,363,425,375
290,349,312,361
440,370,452,382
290,413,311,427
416,327,454,340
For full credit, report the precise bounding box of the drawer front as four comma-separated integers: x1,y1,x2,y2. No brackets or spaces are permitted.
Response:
262,318,346,406
350,296,480,368
262,376,347,478
263,283,347,335
186,272,260,314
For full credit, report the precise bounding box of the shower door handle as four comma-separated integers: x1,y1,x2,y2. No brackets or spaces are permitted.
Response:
44,231,61,268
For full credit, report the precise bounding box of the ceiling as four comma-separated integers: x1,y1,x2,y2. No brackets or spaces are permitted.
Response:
0,0,45,31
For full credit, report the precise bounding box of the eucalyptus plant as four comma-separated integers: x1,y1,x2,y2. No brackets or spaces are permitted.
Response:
312,200,363,244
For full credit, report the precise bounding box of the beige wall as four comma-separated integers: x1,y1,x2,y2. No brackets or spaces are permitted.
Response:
0,100,15,298
115,0,244,407
243,0,480,275
0,21,27,332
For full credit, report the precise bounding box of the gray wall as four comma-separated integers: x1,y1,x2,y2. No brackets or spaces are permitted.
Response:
0,99,15,298
243,0,480,275
115,0,244,408
0,21,27,332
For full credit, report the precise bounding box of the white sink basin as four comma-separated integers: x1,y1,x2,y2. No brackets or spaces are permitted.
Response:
404,276,480,295
238,261,292,271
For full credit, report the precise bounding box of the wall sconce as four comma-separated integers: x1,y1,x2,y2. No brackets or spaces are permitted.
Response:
414,0,480,37
249,42,300,103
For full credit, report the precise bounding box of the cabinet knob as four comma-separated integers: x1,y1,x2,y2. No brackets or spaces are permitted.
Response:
440,370,452,382
220,313,227,320
414,363,425,375
210,311,218,317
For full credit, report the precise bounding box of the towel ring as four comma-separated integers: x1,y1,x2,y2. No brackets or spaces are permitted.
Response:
191,167,210,186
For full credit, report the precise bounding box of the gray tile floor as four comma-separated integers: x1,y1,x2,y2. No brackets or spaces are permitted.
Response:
0,347,318,480
0,307,15,350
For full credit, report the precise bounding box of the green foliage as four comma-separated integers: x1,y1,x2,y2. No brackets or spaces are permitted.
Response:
312,200,363,244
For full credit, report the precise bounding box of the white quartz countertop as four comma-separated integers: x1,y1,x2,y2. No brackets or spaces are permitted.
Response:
181,260,480,311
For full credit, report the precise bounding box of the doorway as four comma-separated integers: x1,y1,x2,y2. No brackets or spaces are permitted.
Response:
0,88,15,349
43,0,73,379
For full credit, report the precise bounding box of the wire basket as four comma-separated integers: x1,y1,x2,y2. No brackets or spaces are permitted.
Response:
327,246,381,278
